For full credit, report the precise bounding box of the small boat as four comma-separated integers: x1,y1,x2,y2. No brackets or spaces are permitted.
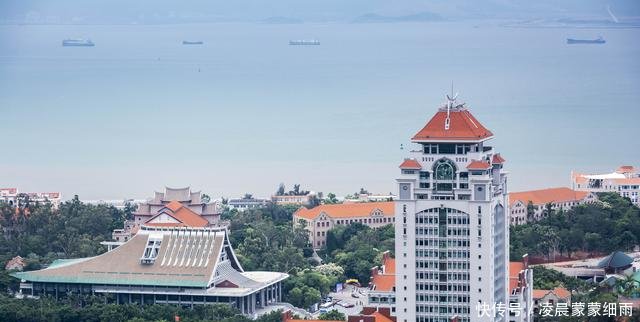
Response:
182,41,204,45
567,37,605,44
62,39,95,47
289,39,320,45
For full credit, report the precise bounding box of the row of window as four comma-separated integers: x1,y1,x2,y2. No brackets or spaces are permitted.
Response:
415,249,470,259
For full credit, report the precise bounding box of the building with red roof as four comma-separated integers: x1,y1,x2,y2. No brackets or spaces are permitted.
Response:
293,202,395,249
508,187,598,225
394,94,510,322
368,251,396,313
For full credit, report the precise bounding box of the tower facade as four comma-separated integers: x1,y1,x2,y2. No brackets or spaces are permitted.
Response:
394,96,509,322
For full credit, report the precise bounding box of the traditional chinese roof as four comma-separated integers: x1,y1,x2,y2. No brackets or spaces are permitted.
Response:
616,165,636,174
294,202,394,220
412,106,493,142
146,200,209,227
466,160,491,170
492,153,506,164
509,187,591,207
399,159,421,170
12,226,286,293
597,251,633,269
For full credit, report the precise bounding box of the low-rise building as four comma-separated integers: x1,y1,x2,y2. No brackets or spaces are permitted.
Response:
0,188,62,208
293,202,395,249
532,287,571,314
368,251,396,314
228,197,270,211
343,193,396,203
272,193,318,206
572,165,640,206
13,225,288,316
509,187,597,225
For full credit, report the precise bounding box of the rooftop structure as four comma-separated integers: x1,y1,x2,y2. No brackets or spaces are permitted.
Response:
13,226,287,315
508,187,597,225
394,94,509,322
293,202,395,250
113,187,223,243
572,165,640,206
597,251,633,274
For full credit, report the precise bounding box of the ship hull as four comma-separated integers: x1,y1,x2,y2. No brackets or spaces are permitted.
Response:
567,39,605,44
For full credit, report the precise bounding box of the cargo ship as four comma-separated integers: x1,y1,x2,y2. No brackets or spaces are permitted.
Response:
289,39,320,45
182,41,204,45
62,39,95,47
566,37,605,44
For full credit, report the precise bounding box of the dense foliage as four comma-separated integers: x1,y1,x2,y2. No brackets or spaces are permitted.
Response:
531,266,588,291
325,223,395,284
0,197,131,271
318,310,346,320
510,193,640,260
224,204,312,272
0,294,282,322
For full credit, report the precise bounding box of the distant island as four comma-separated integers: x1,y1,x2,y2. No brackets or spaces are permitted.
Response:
353,12,443,23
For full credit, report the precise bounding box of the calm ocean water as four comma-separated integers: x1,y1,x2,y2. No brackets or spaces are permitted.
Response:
0,22,638,198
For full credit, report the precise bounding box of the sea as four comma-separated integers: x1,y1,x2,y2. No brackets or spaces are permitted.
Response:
0,21,638,198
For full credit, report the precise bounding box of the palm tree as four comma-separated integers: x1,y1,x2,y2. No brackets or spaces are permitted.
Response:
615,274,639,298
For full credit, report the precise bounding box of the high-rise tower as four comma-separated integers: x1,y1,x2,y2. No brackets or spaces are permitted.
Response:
394,96,509,322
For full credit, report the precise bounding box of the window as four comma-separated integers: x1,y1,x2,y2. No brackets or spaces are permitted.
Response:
435,160,455,180
140,238,162,264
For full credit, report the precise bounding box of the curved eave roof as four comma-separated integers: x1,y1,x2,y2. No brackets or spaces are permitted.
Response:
597,251,633,269
411,110,493,142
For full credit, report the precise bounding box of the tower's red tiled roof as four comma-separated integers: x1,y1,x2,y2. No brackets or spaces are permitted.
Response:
467,160,491,170
399,159,421,169
412,109,493,141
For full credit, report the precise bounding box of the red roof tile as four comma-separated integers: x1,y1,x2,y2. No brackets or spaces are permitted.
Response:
509,187,590,207
371,274,395,292
492,154,506,164
412,109,493,141
294,202,394,220
399,159,421,169
147,200,209,227
467,160,491,170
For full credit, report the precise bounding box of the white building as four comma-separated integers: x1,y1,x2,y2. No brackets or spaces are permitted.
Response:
0,188,62,208
227,197,270,211
572,165,640,206
394,96,510,322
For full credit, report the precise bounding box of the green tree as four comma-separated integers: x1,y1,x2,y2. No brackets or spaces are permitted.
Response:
318,310,346,320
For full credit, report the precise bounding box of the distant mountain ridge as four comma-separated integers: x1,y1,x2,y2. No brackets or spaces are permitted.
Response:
353,12,444,23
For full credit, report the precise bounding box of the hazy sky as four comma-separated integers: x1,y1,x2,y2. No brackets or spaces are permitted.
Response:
1,1,639,201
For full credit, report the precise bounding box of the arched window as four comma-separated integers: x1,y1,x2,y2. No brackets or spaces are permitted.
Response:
434,159,456,181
